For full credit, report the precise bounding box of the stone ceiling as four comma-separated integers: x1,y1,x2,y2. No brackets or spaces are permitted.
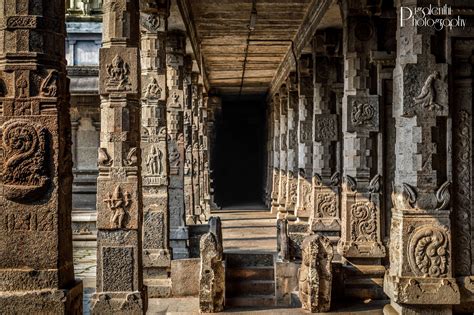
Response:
188,0,314,96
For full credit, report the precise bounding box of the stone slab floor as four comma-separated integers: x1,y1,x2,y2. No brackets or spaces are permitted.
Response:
73,204,385,314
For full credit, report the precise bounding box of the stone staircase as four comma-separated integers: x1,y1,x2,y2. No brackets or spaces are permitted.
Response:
225,253,276,307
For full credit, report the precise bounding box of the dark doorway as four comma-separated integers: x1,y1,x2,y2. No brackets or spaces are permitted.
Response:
213,96,267,208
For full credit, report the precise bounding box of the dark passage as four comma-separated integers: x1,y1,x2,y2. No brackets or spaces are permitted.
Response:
213,96,267,208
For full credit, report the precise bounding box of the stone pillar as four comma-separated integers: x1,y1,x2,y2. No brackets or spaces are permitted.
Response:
299,234,334,313
383,1,459,313
337,2,386,263
200,94,211,217
0,0,83,312
277,84,288,219
285,73,299,220
270,94,280,214
192,82,202,221
166,31,189,259
199,229,225,313
139,0,171,298
183,56,195,225
265,104,274,207
91,0,145,313
295,54,314,221
310,30,343,236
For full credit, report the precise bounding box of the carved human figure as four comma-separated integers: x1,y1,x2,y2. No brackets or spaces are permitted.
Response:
413,71,442,111
104,185,131,228
106,55,131,89
146,145,162,175
144,78,161,99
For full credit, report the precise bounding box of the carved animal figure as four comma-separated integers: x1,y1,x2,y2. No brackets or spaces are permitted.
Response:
351,101,375,125
413,71,442,111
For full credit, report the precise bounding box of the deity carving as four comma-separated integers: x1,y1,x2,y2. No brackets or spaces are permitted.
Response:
1,119,49,201
144,78,161,99
104,185,132,228
146,145,163,175
414,71,442,111
106,55,131,91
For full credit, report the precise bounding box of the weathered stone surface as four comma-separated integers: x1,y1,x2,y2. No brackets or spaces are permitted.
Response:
91,0,145,313
0,0,82,312
199,232,225,313
171,258,201,297
299,233,333,313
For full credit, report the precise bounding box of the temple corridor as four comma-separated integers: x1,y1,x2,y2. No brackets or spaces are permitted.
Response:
0,0,473,314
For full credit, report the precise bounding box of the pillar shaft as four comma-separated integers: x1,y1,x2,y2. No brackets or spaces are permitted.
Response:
337,2,385,259
183,57,195,225
0,0,82,312
384,0,459,313
270,94,280,214
92,0,145,312
277,84,288,219
139,0,171,298
285,72,299,219
295,54,314,220
166,31,189,259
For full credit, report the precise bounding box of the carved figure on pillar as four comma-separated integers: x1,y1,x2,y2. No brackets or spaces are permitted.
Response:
0,0,83,312
139,0,172,299
277,84,289,219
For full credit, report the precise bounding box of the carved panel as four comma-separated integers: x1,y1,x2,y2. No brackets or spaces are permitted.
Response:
350,201,377,242
346,95,379,132
99,47,139,94
1,119,49,201
314,114,338,142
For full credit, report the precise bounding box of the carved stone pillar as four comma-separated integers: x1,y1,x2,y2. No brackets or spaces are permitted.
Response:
183,56,195,225
166,31,188,259
0,0,83,312
139,0,171,298
337,2,386,263
285,73,299,220
296,54,314,221
192,83,202,220
383,1,459,313
310,30,343,236
200,94,211,217
299,234,334,313
270,94,280,214
91,0,145,313
265,104,274,207
277,84,288,219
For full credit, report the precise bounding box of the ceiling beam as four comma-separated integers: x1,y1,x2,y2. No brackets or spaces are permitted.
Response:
266,0,334,100
176,0,211,92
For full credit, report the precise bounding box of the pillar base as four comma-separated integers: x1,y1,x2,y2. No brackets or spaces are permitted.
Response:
90,291,146,315
0,280,83,314
384,300,453,315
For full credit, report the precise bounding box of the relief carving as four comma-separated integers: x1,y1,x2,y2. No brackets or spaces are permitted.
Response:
413,71,442,111
146,145,163,175
408,226,450,278
351,201,377,242
315,193,336,218
104,185,132,229
2,119,49,201
351,100,375,126
40,70,58,97
314,115,337,141
106,55,131,91
142,13,160,32
143,78,162,99
98,147,113,166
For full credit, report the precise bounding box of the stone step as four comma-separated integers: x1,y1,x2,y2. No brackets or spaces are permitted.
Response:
226,295,276,307
225,253,274,268
144,278,172,298
226,266,274,281
226,280,275,297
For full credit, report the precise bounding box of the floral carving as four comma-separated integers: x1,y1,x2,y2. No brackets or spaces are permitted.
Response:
314,116,337,141
350,201,377,242
106,55,131,91
315,193,336,218
408,226,450,278
413,71,442,111
2,119,49,201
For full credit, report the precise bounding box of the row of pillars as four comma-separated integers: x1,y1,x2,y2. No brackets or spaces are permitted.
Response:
264,1,466,314
0,0,218,314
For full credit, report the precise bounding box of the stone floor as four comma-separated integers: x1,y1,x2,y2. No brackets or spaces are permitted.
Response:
73,205,385,314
